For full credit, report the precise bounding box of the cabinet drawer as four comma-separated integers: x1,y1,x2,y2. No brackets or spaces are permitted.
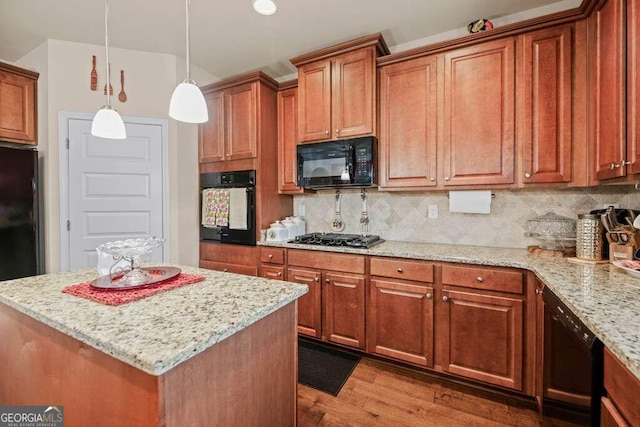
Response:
288,249,365,274
259,265,285,280
260,247,285,265
605,348,640,426
370,257,433,283
200,260,257,277
442,264,523,294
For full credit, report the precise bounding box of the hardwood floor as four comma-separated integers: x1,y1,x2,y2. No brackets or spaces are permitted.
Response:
297,358,580,426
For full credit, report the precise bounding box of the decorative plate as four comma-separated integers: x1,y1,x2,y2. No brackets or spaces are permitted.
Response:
467,19,494,33
90,267,181,290
612,260,640,279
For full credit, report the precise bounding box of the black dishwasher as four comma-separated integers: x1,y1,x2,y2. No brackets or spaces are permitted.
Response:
542,287,604,426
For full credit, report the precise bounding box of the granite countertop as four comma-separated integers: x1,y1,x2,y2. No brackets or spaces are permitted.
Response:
0,264,307,376
261,240,640,381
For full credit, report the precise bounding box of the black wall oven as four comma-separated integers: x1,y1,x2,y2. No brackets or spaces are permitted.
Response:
200,170,256,246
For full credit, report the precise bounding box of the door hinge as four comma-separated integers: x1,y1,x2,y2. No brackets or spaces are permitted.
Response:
66,138,69,149
67,220,70,231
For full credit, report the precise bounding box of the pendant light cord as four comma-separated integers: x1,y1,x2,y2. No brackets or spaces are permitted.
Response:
104,0,111,107
185,0,191,82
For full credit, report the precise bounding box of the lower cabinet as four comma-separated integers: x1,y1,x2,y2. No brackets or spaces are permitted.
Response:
287,250,366,350
259,247,286,280
440,264,525,391
200,242,258,276
602,347,640,426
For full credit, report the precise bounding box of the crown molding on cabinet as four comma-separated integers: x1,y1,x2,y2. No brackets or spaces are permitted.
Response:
290,33,390,67
200,70,279,94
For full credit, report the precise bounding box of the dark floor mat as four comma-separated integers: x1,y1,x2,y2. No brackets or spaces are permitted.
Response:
298,339,361,396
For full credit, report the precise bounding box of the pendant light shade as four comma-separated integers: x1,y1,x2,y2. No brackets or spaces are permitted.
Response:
253,0,277,15
170,0,208,123
91,0,126,139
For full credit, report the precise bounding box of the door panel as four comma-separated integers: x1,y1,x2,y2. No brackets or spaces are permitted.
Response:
288,267,322,338
277,87,302,193
0,70,36,144
68,119,164,270
323,272,365,349
628,0,640,175
226,83,257,161
199,91,225,163
298,60,332,142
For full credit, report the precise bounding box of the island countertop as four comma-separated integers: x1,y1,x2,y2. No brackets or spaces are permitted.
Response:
0,264,308,376
261,239,640,381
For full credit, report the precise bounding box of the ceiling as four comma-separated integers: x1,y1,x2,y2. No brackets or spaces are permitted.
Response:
0,0,579,81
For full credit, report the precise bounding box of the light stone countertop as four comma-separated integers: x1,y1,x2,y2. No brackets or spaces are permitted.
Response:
0,264,308,376
261,240,640,381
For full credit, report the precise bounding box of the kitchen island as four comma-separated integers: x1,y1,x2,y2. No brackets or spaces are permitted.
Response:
0,265,307,426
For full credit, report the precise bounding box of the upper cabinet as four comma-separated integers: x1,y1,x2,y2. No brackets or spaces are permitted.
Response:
0,62,38,145
442,38,516,186
589,0,634,180
627,0,640,175
291,34,389,144
199,72,279,165
277,81,304,194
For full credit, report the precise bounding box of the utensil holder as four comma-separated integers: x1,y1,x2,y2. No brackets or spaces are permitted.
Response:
576,214,603,260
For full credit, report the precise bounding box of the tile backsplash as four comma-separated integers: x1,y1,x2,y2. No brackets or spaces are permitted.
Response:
293,186,640,248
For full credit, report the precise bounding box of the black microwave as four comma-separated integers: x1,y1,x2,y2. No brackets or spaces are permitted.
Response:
297,136,377,189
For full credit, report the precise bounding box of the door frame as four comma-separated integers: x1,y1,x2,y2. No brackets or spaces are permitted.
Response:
58,111,170,271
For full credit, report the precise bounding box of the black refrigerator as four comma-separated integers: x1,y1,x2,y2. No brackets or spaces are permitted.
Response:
0,145,43,281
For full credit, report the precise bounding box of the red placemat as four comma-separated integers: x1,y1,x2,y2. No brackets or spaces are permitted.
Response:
62,273,205,306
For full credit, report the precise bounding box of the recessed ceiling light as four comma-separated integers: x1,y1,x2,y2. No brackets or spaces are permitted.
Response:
253,0,276,16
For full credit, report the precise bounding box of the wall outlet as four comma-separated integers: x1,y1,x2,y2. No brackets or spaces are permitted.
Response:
428,204,438,219
603,203,620,209
298,204,306,216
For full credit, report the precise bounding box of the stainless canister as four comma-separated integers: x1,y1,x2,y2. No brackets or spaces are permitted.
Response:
576,214,604,260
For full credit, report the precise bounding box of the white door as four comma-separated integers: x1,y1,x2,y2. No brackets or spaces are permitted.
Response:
66,118,165,270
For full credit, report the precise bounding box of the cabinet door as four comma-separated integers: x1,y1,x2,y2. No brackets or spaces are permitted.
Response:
0,70,36,144
518,25,573,184
628,0,640,175
323,272,365,349
590,0,626,179
378,56,438,188
277,87,303,193
332,48,374,139
535,281,544,411
226,83,257,161
601,397,629,427
298,59,332,143
199,91,225,163
367,279,434,367
288,267,322,338
443,38,515,186
259,265,285,280
442,289,523,391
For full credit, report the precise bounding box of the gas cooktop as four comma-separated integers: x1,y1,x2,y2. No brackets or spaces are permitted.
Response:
291,233,384,249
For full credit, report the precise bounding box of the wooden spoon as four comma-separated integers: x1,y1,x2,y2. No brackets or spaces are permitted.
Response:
118,70,127,103
90,55,97,91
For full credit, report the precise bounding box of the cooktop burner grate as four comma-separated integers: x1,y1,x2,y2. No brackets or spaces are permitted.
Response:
291,233,384,249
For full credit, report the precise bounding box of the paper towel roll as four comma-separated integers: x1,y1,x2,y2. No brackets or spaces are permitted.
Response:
449,190,492,214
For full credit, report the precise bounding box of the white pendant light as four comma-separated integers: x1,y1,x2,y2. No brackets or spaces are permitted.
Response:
253,0,277,15
169,0,208,123
91,0,126,139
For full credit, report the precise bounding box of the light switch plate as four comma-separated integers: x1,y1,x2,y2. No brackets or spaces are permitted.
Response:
298,204,306,216
428,204,438,219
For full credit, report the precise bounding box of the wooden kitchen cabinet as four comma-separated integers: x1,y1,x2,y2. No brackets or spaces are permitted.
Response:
291,34,388,143
440,264,524,391
200,242,258,276
442,38,515,186
0,62,38,145
259,247,286,280
603,347,640,426
378,55,439,189
517,25,573,184
367,257,435,367
287,249,366,349
589,0,630,180
277,81,304,194
627,0,640,176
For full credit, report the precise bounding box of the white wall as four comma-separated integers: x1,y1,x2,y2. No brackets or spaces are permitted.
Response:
16,39,216,272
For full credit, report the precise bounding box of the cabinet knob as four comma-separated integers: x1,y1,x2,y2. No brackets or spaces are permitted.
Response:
430,178,436,182
426,293,433,299
476,276,484,283
325,130,329,135
535,288,542,295
397,267,403,273
444,176,450,181
268,254,273,259
524,172,531,179
610,162,618,170
277,272,282,277
619,159,631,167
325,278,330,283
223,268,228,272
442,296,449,302
335,129,340,133
314,277,319,282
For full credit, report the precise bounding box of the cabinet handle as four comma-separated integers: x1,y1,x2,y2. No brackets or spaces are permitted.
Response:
619,159,631,167
444,176,450,181
426,293,433,299
535,288,542,295
430,177,436,182
268,254,273,259
314,277,319,282
325,278,330,283
397,267,403,273
442,296,449,302
610,162,618,170
476,276,484,283
524,172,531,179
223,268,228,272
